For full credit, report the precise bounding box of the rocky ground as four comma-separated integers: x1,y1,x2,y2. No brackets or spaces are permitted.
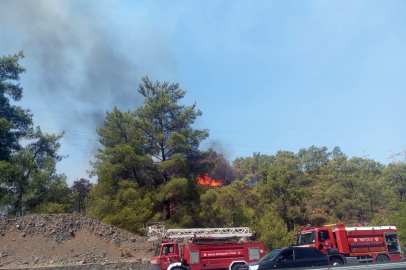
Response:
0,214,157,269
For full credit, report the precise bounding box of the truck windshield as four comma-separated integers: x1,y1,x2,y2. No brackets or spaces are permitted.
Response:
298,231,316,245
154,245,161,257
259,249,282,262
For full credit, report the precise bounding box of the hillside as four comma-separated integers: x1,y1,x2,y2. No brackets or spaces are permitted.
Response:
0,214,156,269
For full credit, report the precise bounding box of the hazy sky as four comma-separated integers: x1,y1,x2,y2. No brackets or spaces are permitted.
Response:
1,0,405,185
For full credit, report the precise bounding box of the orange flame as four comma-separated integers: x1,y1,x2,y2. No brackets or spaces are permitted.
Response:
197,174,222,187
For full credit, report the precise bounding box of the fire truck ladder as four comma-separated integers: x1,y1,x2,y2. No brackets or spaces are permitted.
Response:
147,226,254,241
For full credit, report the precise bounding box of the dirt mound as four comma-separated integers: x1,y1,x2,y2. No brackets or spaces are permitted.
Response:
0,214,157,268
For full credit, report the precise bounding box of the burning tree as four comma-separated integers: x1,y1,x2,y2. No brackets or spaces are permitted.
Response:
189,149,234,187
71,178,92,213
196,174,222,187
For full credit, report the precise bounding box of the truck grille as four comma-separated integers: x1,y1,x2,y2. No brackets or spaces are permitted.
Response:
190,251,199,264
249,248,260,260
150,264,161,270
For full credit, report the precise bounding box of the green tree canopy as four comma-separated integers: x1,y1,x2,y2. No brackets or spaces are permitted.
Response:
383,162,406,202
318,156,386,224
0,52,70,217
0,51,32,161
232,152,275,184
89,76,209,223
134,76,209,182
257,151,310,231
0,129,71,216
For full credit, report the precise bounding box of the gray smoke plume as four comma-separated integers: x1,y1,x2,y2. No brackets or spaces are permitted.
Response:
0,0,139,108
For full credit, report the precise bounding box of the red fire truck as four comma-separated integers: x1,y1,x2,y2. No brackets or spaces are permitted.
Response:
148,226,266,270
297,223,401,265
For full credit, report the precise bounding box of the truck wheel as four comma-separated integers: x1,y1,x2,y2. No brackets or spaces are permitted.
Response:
330,258,343,266
231,263,244,270
376,255,389,262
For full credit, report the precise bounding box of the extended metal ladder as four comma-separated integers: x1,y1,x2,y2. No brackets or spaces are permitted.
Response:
147,224,253,241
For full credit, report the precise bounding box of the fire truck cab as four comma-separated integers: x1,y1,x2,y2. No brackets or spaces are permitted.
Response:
297,223,401,265
151,242,181,270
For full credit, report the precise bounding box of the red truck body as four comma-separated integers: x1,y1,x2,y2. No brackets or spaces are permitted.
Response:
297,223,401,265
150,239,266,270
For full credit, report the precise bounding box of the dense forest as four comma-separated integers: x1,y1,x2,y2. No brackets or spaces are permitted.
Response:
1,52,406,250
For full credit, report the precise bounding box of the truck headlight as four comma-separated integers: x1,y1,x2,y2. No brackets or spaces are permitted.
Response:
249,265,259,270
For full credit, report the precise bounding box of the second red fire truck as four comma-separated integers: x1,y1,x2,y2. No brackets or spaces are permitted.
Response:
297,222,401,265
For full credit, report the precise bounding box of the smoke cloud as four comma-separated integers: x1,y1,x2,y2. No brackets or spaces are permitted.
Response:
1,1,139,108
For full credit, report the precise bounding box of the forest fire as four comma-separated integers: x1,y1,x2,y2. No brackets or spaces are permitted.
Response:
196,174,222,187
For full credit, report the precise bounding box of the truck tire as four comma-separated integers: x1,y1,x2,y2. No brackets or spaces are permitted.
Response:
172,267,187,270
330,258,343,266
231,263,245,270
375,255,389,262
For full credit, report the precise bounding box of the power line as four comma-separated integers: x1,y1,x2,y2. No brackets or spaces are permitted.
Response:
207,124,400,134
210,130,405,141
39,126,406,141
30,112,405,134
40,127,97,135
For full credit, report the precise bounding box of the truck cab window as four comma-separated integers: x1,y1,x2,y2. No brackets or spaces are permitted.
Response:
298,231,316,245
318,230,330,242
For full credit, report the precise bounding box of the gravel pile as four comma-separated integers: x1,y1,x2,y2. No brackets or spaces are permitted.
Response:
0,214,157,269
